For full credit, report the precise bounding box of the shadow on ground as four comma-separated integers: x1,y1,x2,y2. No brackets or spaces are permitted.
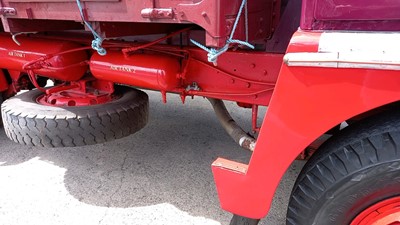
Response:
0,91,304,225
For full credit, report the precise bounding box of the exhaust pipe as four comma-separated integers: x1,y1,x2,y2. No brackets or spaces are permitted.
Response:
208,98,256,151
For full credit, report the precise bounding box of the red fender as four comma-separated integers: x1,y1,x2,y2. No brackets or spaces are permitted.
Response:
212,31,400,218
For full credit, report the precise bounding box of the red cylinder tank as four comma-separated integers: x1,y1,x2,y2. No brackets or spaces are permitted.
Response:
90,51,181,91
0,35,88,81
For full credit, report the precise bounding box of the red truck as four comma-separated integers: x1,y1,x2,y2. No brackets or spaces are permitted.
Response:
1,0,400,224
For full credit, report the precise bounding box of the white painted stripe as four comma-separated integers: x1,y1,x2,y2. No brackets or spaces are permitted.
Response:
319,32,400,54
285,32,400,70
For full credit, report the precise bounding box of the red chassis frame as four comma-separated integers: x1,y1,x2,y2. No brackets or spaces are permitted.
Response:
212,31,400,219
0,31,284,106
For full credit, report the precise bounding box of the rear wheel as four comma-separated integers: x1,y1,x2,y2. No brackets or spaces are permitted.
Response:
286,110,400,225
1,86,149,147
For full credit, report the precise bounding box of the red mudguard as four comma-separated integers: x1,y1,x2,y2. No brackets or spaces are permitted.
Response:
212,31,400,219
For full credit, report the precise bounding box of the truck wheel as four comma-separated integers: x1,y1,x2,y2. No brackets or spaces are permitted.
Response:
229,215,260,225
1,86,148,147
286,110,400,225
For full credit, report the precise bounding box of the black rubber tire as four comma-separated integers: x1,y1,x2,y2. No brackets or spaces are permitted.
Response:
229,215,260,225
286,110,400,225
1,86,149,147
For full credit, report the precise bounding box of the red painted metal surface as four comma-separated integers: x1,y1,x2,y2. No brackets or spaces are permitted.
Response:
350,197,400,225
212,31,400,218
38,79,115,106
182,48,282,106
90,51,181,91
301,0,400,31
0,34,88,81
91,44,283,106
251,105,260,132
0,0,280,48
0,31,283,105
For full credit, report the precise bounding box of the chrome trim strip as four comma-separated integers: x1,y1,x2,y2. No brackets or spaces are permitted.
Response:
284,52,400,70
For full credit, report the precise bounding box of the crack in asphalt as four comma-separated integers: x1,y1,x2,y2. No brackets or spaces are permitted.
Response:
98,209,108,225
108,149,129,206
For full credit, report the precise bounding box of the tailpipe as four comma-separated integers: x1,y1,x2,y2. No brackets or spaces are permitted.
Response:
208,98,256,151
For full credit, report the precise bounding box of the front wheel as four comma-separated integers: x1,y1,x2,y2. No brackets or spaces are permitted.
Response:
287,110,400,225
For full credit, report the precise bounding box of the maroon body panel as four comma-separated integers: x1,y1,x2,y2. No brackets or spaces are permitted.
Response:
301,0,400,31
0,0,280,48
315,0,400,21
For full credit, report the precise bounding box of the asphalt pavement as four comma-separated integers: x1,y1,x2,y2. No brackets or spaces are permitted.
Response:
0,90,304,225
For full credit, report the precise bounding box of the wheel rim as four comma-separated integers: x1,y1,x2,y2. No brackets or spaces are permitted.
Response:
37,90,117,106
351,197,400,225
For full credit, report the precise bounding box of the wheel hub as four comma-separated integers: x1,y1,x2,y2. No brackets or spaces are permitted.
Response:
36,79,117,107
351,197,400,225
37,89,115,106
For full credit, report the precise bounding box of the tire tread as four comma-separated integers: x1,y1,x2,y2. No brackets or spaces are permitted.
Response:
1,87,149,148
287,110,400,225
